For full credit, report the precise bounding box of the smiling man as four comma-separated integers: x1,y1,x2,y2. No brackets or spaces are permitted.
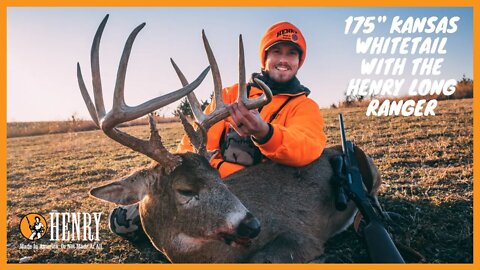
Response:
178,21,327,178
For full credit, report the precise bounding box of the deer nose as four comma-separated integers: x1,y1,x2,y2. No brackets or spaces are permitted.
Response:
237,212,261,239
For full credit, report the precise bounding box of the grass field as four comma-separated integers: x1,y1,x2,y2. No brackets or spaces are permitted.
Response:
6,98,473,263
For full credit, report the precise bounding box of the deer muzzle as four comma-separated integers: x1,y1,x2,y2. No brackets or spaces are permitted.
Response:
219,212,261,247
237,212,261,239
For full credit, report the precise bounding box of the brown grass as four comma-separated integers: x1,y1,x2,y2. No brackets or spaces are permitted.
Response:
7,115,180,138
6,99,472,263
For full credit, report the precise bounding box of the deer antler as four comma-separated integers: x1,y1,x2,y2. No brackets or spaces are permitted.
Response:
171,31,273,154
76,14,210,173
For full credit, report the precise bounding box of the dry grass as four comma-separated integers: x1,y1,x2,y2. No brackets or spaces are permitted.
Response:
6,99,472,263
7,115,180,138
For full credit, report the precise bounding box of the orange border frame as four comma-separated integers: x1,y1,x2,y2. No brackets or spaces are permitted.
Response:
1,1,477,269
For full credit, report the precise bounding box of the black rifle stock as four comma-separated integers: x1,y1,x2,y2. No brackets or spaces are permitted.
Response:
336,113,405,263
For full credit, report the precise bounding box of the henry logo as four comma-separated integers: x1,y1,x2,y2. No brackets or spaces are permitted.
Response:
276,28,298,42
20,213,48,241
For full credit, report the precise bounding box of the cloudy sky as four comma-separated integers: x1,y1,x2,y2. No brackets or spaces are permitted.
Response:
7,7,472,122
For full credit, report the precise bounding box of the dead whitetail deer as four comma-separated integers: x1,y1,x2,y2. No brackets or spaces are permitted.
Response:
77,15,381,263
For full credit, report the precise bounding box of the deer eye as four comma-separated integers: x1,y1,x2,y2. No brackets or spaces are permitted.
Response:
175,188,199,205
177,189,195,197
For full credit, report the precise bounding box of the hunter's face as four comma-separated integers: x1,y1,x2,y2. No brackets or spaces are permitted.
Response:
264,43,300,83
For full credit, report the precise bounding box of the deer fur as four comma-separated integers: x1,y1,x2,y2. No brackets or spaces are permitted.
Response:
90,145,380,263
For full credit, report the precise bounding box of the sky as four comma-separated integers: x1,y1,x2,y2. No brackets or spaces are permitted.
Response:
7,7,473,122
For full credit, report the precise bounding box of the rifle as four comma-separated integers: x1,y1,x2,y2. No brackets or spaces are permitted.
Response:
332,113,405,263
26,215,34,231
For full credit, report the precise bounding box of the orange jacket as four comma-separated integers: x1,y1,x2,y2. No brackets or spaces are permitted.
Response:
176,84,327,178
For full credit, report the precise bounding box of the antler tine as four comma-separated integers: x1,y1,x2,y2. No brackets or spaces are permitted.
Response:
170,58,206,124
178,110,207,156
249,78,273,108
76,14,110,128
91,14,109,121
170,58,207,154
238,34,247,103
77,63,100,127
237,34,273,109
111,22,146,116
202,30,226,112
78,15,210,173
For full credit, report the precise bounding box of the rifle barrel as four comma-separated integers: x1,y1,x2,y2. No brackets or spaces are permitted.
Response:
339,113,348,154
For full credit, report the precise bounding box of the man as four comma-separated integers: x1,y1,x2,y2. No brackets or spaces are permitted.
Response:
29,216,45,240
109,21,326,241
177,21,326,178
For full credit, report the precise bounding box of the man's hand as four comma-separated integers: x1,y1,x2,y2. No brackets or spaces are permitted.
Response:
227,101,269,140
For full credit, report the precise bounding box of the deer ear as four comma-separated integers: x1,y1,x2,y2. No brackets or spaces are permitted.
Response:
89,170,153,205
353,145,381,195
331,144,381,195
